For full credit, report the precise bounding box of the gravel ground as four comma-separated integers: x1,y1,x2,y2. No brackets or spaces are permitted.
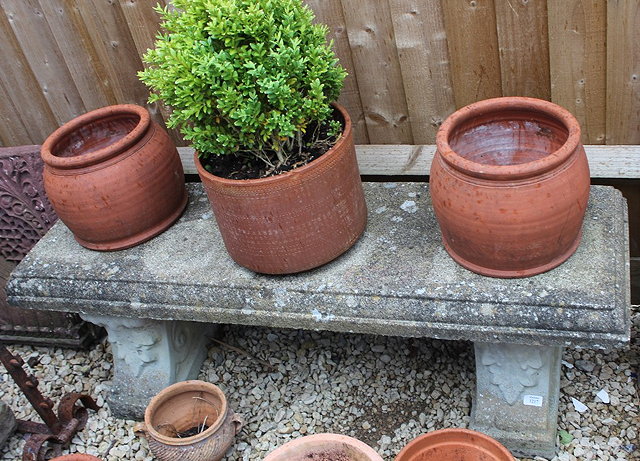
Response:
1,306,638,461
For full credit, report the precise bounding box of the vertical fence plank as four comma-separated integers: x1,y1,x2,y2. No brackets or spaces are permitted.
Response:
442,0,502,108
38,0,116,112
0,81,30,146
494,0,550,99
389,0,456,143
548,0,606,144
0,8,58,144
306,0,369,144
606,1,640,144
74,0,149,106
2,0,86,125
341,0,413,143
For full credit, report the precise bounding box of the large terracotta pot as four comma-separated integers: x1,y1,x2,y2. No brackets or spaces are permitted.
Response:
134,380,244,461
395,428,514,461
41,104,188,251
196,103,367,274
51,455,102,461
264,433,383,461
430,97,590,278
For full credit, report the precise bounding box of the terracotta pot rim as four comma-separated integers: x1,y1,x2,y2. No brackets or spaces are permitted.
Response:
395,428,514,461
436,96,581,181
144,380,228,446
41,104,150,170
264,433,384,461
195,102,351,185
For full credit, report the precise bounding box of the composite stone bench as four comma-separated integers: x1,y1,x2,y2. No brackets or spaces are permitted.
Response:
6,182,631,458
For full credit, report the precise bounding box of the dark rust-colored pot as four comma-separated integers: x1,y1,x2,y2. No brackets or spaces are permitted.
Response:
41,104,188,251
430,97,590,278
196,103,367,274
395,428,514,461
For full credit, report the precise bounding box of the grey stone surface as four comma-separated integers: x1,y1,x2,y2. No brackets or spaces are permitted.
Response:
7,183,630,348
0,401,16,449
471,343,563,459
80,314,216,419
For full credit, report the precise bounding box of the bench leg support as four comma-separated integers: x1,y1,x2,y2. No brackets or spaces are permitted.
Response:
81,314,216,420
471,342,562,459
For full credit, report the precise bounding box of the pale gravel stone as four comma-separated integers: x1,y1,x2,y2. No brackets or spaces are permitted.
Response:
0,305,637,461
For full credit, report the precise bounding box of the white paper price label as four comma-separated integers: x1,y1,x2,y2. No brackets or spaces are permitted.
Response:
523,395,543,407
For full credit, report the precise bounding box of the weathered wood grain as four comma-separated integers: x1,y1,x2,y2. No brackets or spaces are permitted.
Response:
606,1,640,144
2,0,86,125
341,0,413,143
495,0,550,99
442,0,502,108
389,0,456,143
305,0,369,144
548,0,606,144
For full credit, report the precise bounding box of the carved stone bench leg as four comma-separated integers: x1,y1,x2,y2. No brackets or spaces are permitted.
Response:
81,314,216,420
471,342,563,459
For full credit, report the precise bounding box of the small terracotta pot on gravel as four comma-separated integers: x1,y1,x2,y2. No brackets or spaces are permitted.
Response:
41,104,188,251
430,96,590,278
264,433,383,461
196,103,367,275
134,380,244,461
395,428,514,461
50,455,102,461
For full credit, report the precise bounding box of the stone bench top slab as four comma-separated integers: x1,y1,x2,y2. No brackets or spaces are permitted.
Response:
7,183,630,348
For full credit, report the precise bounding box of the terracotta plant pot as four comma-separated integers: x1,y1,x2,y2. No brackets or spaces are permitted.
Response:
264,433,383,461
430,97,590,277
41,104,188,251
395,428,514,461
195,103,367,274
135,380,244,461
50,455,102,461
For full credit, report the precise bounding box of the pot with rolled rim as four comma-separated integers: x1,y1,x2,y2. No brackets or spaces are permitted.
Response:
430,96,590,278
50,455,102,461
395,428,514,461
40,104,188,251
264,433,383,461
134,380,244,461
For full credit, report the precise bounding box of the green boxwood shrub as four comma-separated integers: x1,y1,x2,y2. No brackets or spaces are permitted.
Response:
139,0,346,174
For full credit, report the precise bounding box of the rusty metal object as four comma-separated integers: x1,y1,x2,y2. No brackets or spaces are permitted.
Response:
0,145,104,348
0,344,99,461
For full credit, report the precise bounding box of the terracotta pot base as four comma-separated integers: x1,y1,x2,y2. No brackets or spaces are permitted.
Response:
73,191,188,251
442,229,583,278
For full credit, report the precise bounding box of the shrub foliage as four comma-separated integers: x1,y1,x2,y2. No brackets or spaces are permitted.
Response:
139,0,346,171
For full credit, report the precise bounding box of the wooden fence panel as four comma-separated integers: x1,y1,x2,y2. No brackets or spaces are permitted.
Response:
0,1,639,147
305,0,369,144
495,0,550,100
606,0,640,144
442,0,502,108
341,0,413,143
548,0,606,144
389,0,456,143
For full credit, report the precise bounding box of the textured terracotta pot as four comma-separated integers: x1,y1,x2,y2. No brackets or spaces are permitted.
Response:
430,97,590,277
264,433,383,461
134,380,244,461
41,104,188,251
395,428,514,461
196,103,367,274
50,455,102,461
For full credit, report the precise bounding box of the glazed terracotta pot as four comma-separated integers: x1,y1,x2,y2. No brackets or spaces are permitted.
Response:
50,455,102,461
134,380,244,461
41,104,188,251
430,97,590,277
195,103,367,274
264,433,383,461
395,428,514,461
